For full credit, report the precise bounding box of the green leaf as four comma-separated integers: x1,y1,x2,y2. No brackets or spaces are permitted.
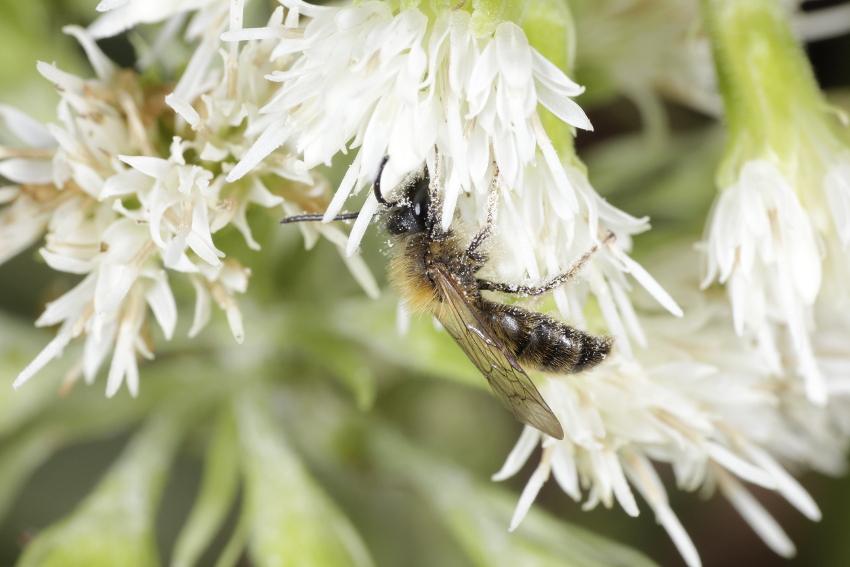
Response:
16,409,188,567
234,388,374,567
333,297,484,390
0,426,60,522
288,323,377,412
0,316,65,437
370,426,659,567
170,409,241,567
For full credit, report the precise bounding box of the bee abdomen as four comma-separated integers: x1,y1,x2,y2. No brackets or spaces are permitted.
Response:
484,303,612,375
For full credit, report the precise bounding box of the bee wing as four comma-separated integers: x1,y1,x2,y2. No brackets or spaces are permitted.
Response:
432,264,564,440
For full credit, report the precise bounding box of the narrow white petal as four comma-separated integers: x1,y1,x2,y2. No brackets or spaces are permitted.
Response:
101,168,150,200
171,32,218,104
105,335,134,397
40,249,94,274
590,266,632,359
535,78,593,131
502,192,540,280
145,276,177,340
610,280,647,347
550,444,581,501
718,472,796,558
278,0,331,17
14,325,74,389
187,202,224,266
220,27,299,42
188,276,212,338
0,158,53,184
656,506,702,567
324,152,362,222
95,264,140,316
744,445,821,521
0,186,20,203
624,454,702,567
508,447,552,531
199,142,229,162
227,118,294,182
706,442,776,489
794,3,850,42
340,250,380,300
63,25,116,82
70,161,105,197
396,301,410,336
611,246,683,317
530,114,578,213
346,193,379,257
166,94,201,129
37,61,86,93
83,321,117,383
0,105,54,147
96,0,129,11
604,448,639,517
798,339,828,406
226,304,244,344
530,50,585,97
492,426,541,481
119,155,171,179
247,177,285,208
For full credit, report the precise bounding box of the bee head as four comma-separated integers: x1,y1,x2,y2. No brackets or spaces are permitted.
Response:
385,173,431,236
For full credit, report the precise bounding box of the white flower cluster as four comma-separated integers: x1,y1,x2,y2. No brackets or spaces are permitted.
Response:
702,159,825,402
496,246,850,567
225,0,681,356
0,10,358,396
700,128,850,410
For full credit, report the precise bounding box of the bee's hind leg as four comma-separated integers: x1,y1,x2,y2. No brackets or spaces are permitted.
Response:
478,231,616,296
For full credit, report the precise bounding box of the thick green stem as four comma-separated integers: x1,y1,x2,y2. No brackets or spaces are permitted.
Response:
700,0,829,185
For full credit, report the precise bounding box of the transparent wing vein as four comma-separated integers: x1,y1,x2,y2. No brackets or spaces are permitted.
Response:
432,264,564,439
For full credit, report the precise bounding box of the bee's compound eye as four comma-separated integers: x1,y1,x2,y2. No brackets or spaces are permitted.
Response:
412,181,430,222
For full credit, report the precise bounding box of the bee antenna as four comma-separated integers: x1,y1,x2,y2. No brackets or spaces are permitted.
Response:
280,212,360,224
373,155,392,207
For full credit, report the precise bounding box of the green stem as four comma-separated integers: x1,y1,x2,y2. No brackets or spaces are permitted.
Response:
700,0,828,184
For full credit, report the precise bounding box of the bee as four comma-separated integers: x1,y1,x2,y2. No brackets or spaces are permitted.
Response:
281,157,613,439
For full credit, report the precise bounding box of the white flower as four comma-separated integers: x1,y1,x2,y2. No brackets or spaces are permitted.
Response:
222,0,680,348
171,4,380,296
4,26,292,395
89,0,226,40
702,159,824,402
494,244,849,567
0,105,62,264
466,160,682,356
226,1,590,231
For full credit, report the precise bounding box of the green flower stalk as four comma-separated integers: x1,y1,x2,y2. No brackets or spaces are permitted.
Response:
700,0,850,404
17,408,188,567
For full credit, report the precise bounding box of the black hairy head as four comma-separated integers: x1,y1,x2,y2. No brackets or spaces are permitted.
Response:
386,172,431,236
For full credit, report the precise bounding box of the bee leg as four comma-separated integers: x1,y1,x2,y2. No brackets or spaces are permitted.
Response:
478,231,616,296
465,226,491,263
465,179,500,262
